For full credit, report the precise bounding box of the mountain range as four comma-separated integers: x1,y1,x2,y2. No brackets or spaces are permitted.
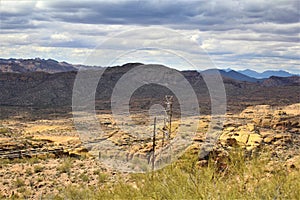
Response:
1,58,298,81
237,69,296,79
217,70,260,83
0,60,299,117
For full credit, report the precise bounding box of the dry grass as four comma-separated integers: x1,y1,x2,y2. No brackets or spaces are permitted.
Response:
52,148,300,200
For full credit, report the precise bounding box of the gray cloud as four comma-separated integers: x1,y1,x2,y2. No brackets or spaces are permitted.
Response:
2,1,298,30
0,0,299,73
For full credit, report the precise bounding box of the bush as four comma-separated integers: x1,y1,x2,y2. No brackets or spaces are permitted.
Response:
14,178,25,188
57,158,73,174
33,165,44,173
53,148,300,200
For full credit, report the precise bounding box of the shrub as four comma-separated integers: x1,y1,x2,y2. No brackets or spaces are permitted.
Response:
53,147,300,200
79,173,89,182
14,178,25,188
33,165,44,173
57,158,73,174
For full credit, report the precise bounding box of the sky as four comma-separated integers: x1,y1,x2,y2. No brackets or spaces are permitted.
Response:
0,0,299,73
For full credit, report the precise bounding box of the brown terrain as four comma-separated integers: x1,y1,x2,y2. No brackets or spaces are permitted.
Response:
0,59,299,199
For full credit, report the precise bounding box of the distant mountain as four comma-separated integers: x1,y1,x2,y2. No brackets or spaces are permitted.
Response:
201,69,259,83
223,68,233,72
238,69,295,79
238,69,261,78
220,70,259,83
0,58,94,73
2,58,296,82
260,70,295,78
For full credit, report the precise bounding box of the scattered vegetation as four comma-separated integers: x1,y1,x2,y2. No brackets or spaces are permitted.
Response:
0,157,40,166
52,148,300,199
57,157,73,174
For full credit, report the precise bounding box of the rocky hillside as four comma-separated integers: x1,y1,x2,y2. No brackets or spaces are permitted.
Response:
0,58,79,73
0,63,299,116
0,102,299,199
262,76,300,87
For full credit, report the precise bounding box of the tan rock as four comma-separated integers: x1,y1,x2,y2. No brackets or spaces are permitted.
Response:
264,136,275,143
232,131,250,145
260,130,273,138
224,126,235,132
283,103,300,115
252,118,261,126
247,133,262,146
274,133,292,140
261,119,272,128
246,146,256,151
273,140,284,145
219,133,228,140
246,123,256,132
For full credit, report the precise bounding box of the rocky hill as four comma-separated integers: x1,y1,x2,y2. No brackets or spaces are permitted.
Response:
0,58,79,73
262,76,300,87
0,63,299,118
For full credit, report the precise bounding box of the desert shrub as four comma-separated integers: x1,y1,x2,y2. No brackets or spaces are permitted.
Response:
97,173,108,184
25,168,32,176
27,157,40,164
53,147,300,200
57,158,73,174
14,178,25,188
33,165,44,173
79,173,89,182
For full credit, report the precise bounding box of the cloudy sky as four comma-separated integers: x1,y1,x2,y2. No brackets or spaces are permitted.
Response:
0,0,299,73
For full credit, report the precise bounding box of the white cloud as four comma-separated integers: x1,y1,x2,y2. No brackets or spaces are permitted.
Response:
50,33,72,42
0,0,299,73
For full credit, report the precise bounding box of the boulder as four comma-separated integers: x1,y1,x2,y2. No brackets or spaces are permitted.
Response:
261,119,272,128
224,126,235,132
259,130,273,138
264,136,275,144
246,123,256,132
263,133,292,144
247,133,262,146
232,131,249,145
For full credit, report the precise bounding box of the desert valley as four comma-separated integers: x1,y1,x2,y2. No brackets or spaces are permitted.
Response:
0,58,299,199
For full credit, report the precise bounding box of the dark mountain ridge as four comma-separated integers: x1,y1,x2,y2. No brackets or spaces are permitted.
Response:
219,70,260,83
0,63,299,117
2,58,298,83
